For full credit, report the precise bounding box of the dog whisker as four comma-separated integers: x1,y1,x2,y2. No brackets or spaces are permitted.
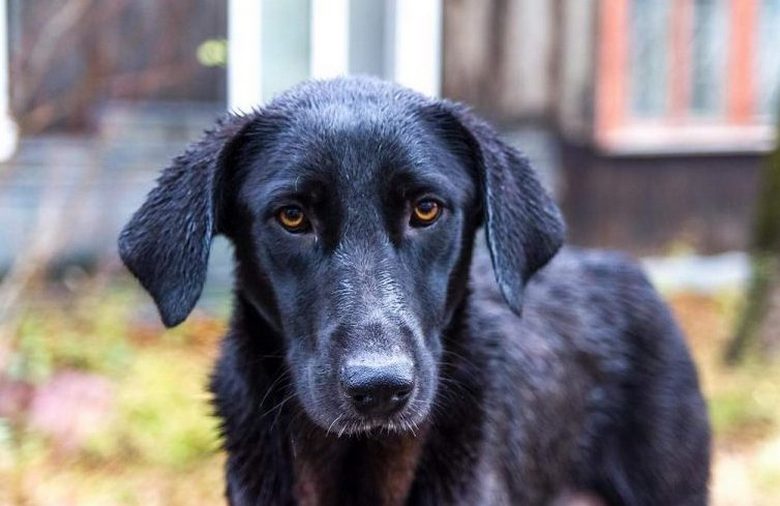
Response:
256,369,292,412
326,414,343,437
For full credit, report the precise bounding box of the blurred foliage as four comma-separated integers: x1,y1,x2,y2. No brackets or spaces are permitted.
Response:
89,348,220,469
8,288,137,383
669,291,780,505
751,117,780,253
0,281,227,505
727,113,780,364
197,39,228,68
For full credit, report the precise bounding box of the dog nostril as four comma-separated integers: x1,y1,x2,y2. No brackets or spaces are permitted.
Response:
391,386,411,402
352,393,373,406
341,360,415,416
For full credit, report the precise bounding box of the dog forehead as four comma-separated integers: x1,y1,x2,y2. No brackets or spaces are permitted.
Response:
302,100,420,146
276,103,434,182
241,86,474,204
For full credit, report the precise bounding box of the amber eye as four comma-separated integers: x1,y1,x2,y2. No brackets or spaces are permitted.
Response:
411,200,441,226
277,206,308,232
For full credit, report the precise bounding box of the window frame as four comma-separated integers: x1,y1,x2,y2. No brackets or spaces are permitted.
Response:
595,0,776,154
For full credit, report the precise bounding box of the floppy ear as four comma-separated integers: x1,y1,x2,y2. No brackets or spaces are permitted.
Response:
118,113,254,327
425,102,565,314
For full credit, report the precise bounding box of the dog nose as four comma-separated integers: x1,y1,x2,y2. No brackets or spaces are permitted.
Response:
341,359,415,416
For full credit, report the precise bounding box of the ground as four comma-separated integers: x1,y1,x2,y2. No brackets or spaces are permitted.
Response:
0,277,778,505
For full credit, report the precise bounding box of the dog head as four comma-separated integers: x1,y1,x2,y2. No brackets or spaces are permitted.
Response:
119,78,564,435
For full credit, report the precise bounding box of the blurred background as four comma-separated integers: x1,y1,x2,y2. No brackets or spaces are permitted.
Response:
0,0,779,504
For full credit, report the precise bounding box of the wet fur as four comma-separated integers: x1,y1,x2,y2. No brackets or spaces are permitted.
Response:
119,78,710,505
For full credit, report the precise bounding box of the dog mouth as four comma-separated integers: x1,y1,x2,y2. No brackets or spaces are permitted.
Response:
323,409,428,438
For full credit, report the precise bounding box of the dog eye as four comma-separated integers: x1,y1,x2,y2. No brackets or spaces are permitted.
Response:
411,200,442,227
277,206,309,232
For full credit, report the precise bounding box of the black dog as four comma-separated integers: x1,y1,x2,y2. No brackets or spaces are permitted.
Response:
119,77,710,505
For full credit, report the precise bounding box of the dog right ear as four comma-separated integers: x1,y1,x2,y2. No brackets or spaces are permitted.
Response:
118,113,255,327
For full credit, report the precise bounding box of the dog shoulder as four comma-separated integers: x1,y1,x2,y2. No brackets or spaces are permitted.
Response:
471,244,695,393
525,247,669,331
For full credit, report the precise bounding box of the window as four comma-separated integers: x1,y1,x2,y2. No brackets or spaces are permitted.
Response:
629,0,671,118
756,0,780,117
690,0,728,116
596,0,778,153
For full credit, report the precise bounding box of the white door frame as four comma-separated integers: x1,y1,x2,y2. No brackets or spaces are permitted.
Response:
227,0,264,111
310,0,349,79
387,0,442,97
0,0,17,162
227,0,442,110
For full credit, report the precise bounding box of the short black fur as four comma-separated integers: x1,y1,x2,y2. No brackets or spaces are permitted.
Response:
119,77,710,505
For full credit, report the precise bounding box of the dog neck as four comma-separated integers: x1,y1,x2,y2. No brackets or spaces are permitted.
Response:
213,293,486,505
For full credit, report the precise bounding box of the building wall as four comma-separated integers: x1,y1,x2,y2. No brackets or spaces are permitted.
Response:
554,0,597,141
442,0,597,126
443,0,551,121
8,0,227,133
561,143,764,254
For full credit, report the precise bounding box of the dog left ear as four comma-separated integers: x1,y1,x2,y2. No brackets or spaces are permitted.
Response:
118,113,255,327
423,102,565,314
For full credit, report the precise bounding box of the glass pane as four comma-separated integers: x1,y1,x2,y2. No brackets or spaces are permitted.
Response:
349,0,387,77
756,0,780,118
629,0,672,118
691,0,728,117
262,0,311,102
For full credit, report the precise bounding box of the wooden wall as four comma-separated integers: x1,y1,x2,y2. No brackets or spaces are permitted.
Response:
442,0,597,129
